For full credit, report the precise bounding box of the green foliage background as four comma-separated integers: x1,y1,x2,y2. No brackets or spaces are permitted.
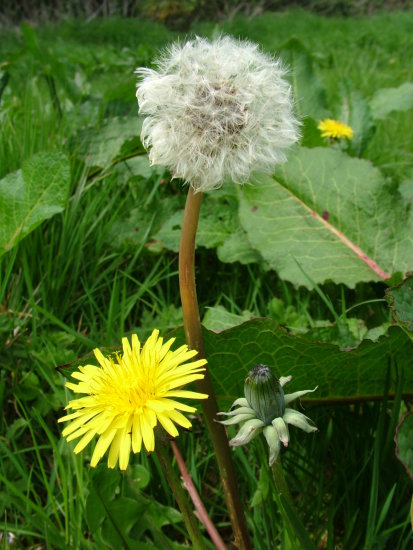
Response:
1,6,413,549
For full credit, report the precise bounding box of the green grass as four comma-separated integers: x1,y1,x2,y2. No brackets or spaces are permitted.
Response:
1,8,412,549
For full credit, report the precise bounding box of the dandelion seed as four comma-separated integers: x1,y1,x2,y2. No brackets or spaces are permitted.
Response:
136,36,300,192
318,118,354,140
59,330,208,470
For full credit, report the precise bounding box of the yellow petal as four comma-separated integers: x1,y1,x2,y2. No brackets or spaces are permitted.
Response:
168,409,192,429
157,412,179,437
141,413,155,452
144,407,157,428
61,411,98,437
91,428,117,467
108,430,123,469
58,410,83,423
132,414,142,453
93,348,110,369
119,424,132,471
165,390,208,400
66,426,89,442
158,398,197,413
74,429,97,454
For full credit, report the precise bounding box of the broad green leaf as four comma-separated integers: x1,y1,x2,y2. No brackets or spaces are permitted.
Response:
107,199,179,251
85,468,121,533
75,116,143,169
203,305,255,332
300,117,326,149
128,464,150,490
280,38,328,120
386,274,413,331
153,197,239,252
370,82,413,120
338,83,374,156
0,152,70,258
85,464,183,549
239,147,413,287
100,498,150,549
395,412,413,481
399,179,413,203
217,228,261,265
184,319,413,404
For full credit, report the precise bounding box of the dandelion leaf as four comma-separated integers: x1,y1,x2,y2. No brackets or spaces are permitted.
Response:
0,152,70,257
370,82,413,120
386,274,413,332
189,319,413,404
85,466,181,549
74,116,143,170
239,146,413,288
395,412,413,481
203,305,255,332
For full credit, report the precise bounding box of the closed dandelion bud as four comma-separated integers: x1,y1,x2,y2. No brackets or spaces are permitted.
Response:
244,365,285,425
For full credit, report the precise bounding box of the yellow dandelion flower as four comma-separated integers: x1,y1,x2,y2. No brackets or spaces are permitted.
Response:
318,119,354,140
58,329,208,470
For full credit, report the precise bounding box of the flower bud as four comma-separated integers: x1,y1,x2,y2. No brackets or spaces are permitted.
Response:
244,365,285,425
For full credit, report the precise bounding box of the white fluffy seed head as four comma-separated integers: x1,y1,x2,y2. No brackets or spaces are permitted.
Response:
136,35,300,192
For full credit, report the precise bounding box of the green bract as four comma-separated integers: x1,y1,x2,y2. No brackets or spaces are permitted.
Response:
244,365,285,424
218,367,318,465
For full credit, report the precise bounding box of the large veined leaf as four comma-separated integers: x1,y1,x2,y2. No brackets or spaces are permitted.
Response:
203,305,255,331
395,412,413,481
153,196,240,252
239,147,413,288
386,274,413,331
370,82,413,120
74,116,143,170
0,152,70,258
193,319,413,405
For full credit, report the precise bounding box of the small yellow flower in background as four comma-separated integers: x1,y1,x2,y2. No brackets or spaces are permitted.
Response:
58,330,207,470
318,118,354,140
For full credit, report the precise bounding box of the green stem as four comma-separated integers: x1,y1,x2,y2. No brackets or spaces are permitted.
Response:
271,457,317,550
271,455,292,500
155,436,206,550
179,186,251,550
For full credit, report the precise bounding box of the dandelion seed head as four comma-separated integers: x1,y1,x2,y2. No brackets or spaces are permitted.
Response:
136,36,300,192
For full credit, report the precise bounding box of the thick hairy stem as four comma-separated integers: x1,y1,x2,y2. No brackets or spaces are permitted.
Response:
179,186,251,550
155,437,206,550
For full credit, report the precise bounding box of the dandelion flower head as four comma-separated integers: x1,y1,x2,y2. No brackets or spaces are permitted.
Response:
59,330,207,470
318,118,354,140
136,36,300,192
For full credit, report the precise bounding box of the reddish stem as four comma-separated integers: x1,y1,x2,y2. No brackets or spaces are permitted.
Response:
171,440,226,550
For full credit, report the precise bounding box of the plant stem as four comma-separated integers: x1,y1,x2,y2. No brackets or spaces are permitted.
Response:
271,456,291,501
271,456,317,550
171,440,226,550
155,436,206,550
179,186,251,550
